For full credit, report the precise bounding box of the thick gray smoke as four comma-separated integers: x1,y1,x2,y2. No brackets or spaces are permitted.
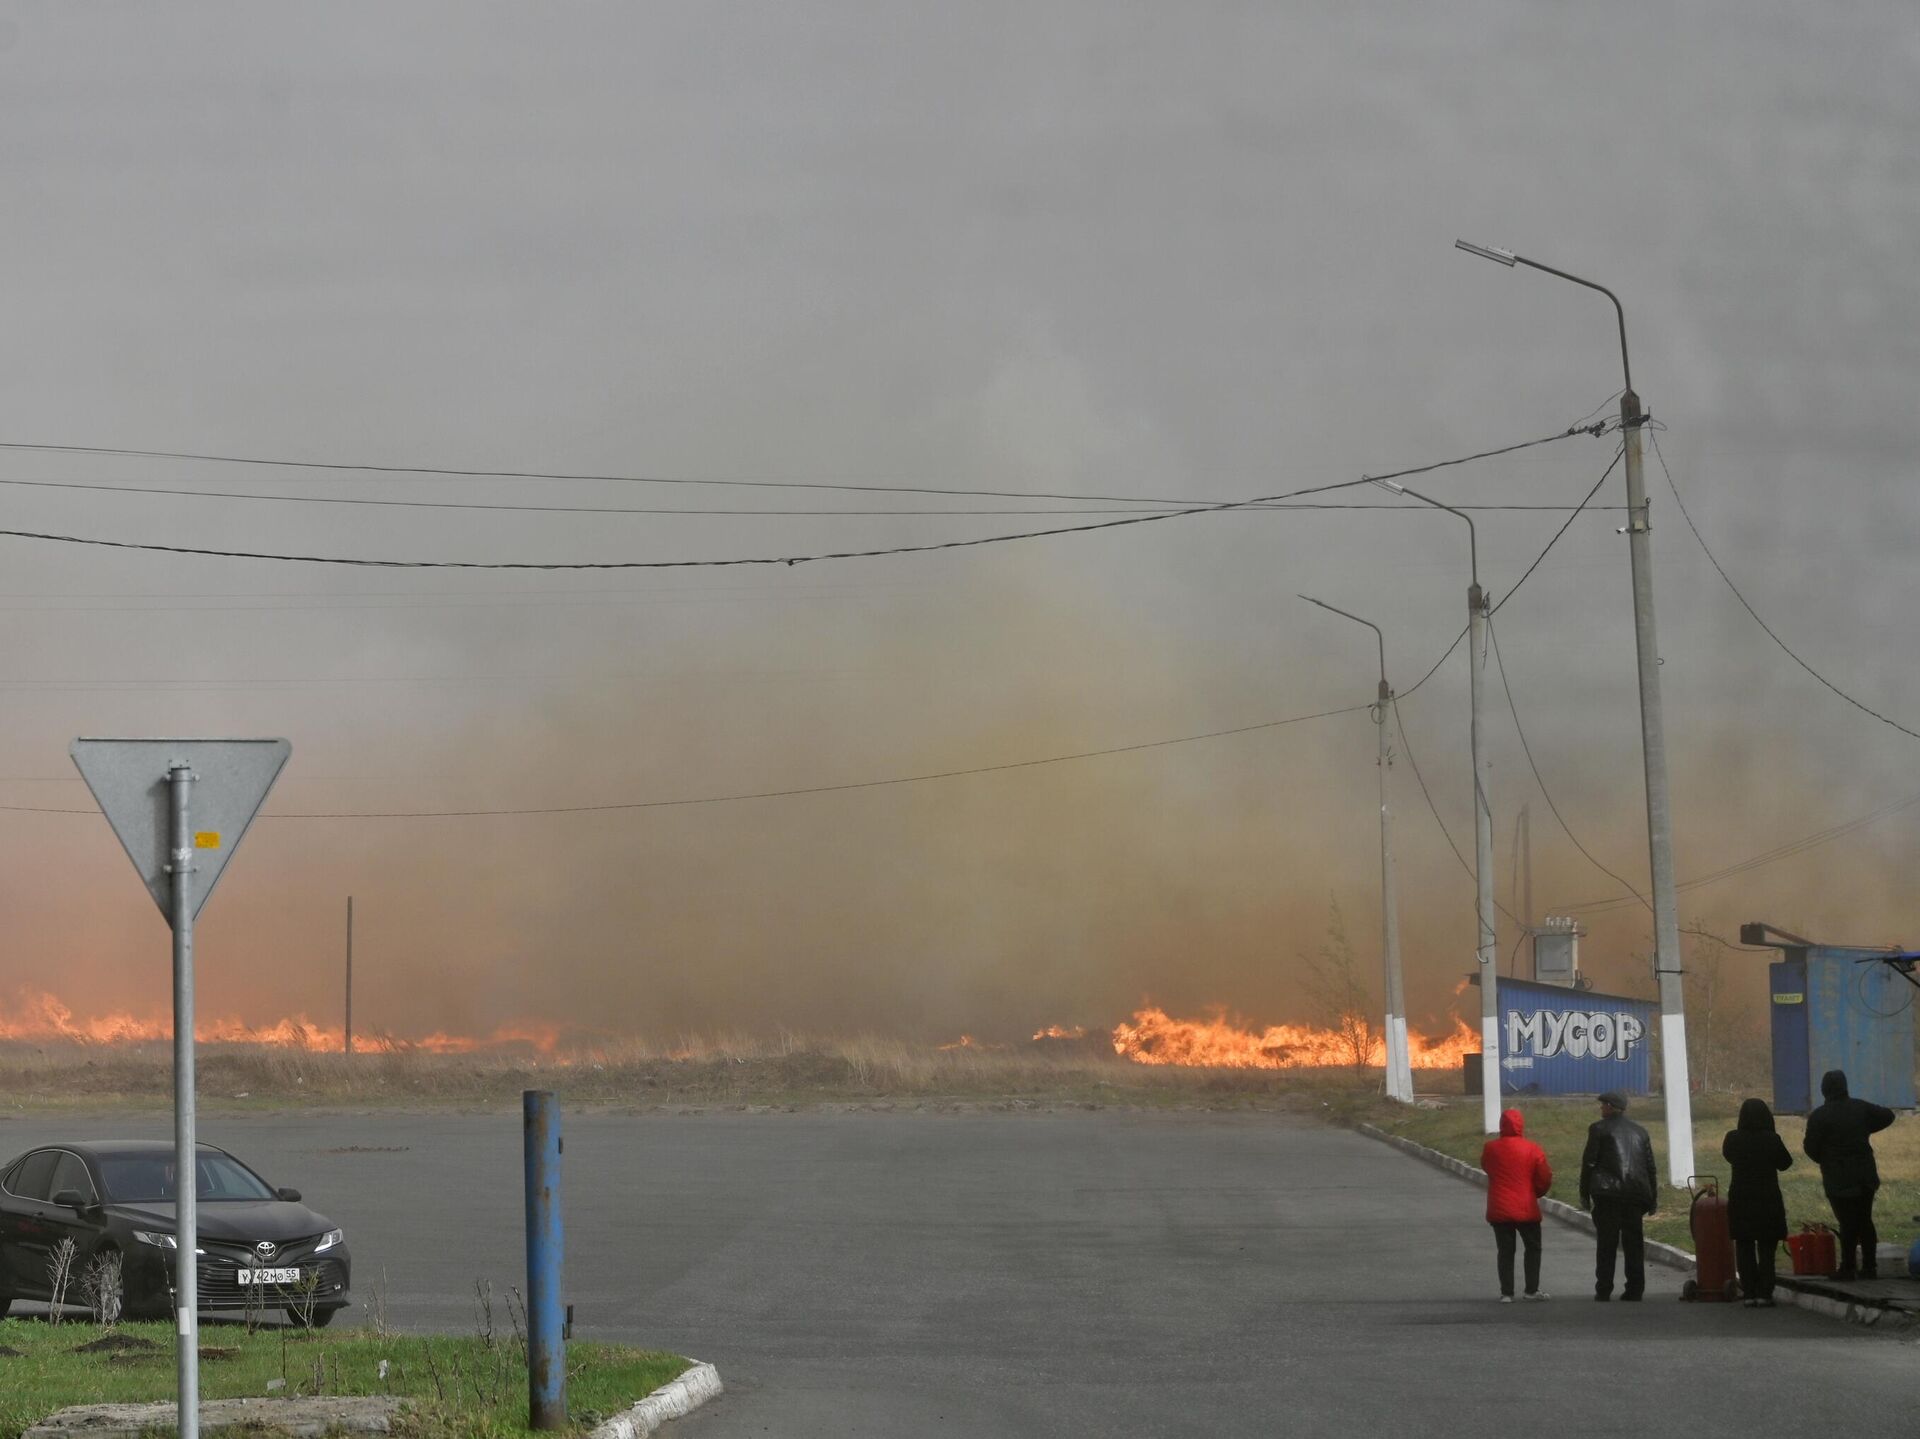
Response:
0,2,1913,1048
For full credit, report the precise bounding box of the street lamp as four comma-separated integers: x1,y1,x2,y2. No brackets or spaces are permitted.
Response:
1371,479,1500,1135
1455,238,1692,1186
1300,595,1413,1103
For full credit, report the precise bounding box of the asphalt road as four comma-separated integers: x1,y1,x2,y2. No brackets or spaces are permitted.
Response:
3,1107,1912,1436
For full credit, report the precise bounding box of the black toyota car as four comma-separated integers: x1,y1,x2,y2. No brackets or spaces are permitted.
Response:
0,1140,350,1326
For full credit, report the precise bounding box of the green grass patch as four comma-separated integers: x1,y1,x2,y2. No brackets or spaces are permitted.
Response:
1351,1092,1920,1256
0,1317,688,1439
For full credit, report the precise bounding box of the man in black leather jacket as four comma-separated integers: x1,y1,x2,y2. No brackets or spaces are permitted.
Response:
1580,1091,1659,1301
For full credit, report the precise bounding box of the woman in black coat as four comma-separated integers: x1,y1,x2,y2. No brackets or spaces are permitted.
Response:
1722,1097,1792,1306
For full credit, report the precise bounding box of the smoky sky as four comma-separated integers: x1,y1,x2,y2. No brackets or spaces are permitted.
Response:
0,2,1915,1044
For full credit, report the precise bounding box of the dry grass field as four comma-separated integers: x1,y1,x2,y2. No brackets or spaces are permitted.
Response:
0,1034,1360,1112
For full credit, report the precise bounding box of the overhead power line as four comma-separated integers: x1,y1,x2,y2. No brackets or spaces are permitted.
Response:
0,418,1624,821
1486,615,1650,911
1651,431,1920,743
1566,788,1920,916
0,419,1611,503
0,472,1629,517
1396,442,1623,702
1390,695,1522,927
0,423,1609,570
0,699,1371,818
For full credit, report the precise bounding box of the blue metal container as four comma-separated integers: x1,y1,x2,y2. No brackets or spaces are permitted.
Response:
1767,947,1915,1115
1494,976,1656,1097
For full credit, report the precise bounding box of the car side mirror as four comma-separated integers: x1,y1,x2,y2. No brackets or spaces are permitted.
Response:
50,1189,89,1210
275,1187,302,1203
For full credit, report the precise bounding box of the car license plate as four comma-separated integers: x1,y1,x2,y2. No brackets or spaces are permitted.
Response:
238,1267,301,1285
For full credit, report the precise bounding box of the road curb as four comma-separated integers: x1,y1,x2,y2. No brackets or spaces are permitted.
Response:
1358,1122,1693,1271
588,1361,724,1439
1354,1122,1909,1327
1359,1123,1686,1258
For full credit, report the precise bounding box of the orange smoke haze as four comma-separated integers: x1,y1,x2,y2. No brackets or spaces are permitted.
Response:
1110,1006,1477,1070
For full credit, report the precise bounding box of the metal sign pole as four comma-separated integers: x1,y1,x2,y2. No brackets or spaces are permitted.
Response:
169,763,199,1439
69,735,290,1439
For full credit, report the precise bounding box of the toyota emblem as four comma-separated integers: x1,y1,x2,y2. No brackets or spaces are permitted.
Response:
255,1241,278,1260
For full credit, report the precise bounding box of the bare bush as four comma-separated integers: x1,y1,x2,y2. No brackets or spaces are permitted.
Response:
288,1268,326,1331
1300,898,1381,1074
81,1248,124,1326
45,1237,78,1323
368,1266,392,1340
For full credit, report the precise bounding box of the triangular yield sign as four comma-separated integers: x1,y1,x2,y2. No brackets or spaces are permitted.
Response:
70,738,290,924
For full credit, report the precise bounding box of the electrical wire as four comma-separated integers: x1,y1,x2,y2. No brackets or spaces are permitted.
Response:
0,700,1372,818
0,478,1365,571
0,420,1609,502
0,424,1610,570
1486,615,1651,911
1392,442,1624,704
1652,431,1920,743
1488,446,1623,615
1565,788,1920,914
0,419,1623,819
0,475,1634,518
0,474,1620,518
1,439,1625,813
1390,695,1522,926
1568,389,1627,432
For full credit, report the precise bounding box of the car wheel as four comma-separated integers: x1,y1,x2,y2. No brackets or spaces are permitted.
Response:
286,1305,336,1329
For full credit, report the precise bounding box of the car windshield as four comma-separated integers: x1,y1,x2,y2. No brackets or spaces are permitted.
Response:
97,1152,277,1203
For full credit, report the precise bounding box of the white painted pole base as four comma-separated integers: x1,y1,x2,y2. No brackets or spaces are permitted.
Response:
1660,1010,1695,1187
1385,1015,1413,1102
1480,1011,1501,1134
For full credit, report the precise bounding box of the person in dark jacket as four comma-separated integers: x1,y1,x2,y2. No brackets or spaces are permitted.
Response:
1480,1108,1554,1302
1579,1090,1658,1300
1721,1097,1792,1306
1802,1069,1896,1280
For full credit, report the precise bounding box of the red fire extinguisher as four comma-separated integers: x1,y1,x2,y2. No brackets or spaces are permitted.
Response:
1785,1223,1837,1277
1681,1176,1740,1302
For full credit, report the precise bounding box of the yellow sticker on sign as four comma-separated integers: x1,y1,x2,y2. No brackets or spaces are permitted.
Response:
194,832,222,849
1772,992,1804,1004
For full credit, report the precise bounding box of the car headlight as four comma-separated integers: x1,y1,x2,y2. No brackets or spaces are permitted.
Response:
314,1228,344,1253
133,1230,177,1249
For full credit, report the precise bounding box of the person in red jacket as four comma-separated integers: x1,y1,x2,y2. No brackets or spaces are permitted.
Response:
1481,1108,1555,1302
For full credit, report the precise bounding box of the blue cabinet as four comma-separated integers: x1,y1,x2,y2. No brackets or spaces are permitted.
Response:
1767,947,1914,1114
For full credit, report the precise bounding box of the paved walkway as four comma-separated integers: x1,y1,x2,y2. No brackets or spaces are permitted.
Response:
4,1109,1913,1437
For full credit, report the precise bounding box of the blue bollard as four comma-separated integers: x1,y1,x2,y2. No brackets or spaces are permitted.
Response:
524,1090,566,1429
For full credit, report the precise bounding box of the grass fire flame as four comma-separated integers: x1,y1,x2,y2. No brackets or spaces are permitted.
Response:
4,990,1476,1071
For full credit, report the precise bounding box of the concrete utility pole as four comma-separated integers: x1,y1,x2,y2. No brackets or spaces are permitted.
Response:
1517,803,1533,975
1300,596,1412,1102
344,896,354,1058
1455,240,1694,1184
1371,482,1500,1133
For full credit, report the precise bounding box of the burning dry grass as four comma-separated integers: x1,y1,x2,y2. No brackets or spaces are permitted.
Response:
0,1032,1393,1112
0,989,1488,1111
